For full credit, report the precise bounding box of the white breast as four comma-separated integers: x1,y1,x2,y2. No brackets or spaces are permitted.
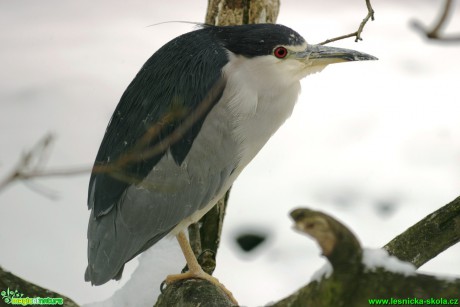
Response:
222,52,302,168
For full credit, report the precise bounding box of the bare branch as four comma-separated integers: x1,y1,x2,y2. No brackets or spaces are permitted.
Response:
411,0,460,42
319,0,375,45
0,134,91,195
384,195,460,268
430,0,453,35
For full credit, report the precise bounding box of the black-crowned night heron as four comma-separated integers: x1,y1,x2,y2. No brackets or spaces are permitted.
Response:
85,23,376,302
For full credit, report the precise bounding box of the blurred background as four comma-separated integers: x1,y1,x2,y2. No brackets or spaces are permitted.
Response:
0,0,459,306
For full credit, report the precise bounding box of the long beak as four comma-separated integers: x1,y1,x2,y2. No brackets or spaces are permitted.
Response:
297,44,378,64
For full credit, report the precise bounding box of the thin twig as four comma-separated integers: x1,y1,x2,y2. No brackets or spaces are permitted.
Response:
430,0,452,35
319,0,375,45
0,134,91,195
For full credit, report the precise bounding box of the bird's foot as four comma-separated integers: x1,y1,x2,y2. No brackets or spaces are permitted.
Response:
165,268,238,305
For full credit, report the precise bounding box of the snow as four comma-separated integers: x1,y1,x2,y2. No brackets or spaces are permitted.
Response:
307,248,417,283
434,273,460,283
306,249,417,283
84,239,183,307
362,248,416,276
310,262,333,282
0,0,459,307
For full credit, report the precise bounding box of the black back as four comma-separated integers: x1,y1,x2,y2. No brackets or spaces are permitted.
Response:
88,24,305,217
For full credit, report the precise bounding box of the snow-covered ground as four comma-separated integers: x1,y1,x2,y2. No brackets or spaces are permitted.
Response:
1,1,459,306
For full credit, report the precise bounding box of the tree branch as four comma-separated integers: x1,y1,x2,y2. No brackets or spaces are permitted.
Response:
205,0,280,26
384,195,460,268
319,0,375,45
155,279,233,307
411,0,460,42
0,134,90,196
272,208,460,307
0,266,79,307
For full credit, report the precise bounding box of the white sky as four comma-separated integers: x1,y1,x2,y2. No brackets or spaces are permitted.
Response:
1,0,459,306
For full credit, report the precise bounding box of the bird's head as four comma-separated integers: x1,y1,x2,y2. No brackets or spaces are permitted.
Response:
209,24,377,88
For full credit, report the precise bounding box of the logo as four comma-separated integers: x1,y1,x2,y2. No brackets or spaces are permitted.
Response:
1,288,64,306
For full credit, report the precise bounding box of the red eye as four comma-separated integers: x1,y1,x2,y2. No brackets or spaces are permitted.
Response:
274,46,288,58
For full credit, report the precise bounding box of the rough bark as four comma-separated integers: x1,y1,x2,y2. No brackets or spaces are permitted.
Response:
205,0,279,26
155,279,233,307
384,195,460,268
0,266,79,307
272,208,460,307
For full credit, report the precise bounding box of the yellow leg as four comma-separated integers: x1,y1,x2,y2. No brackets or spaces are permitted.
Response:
165,231,238,305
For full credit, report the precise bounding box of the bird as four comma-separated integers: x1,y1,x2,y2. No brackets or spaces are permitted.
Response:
85,23,376,302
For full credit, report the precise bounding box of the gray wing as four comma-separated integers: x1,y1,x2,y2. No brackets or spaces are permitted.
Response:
86,28,235,285
88,28,229,217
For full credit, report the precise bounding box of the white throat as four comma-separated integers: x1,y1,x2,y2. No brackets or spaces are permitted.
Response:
221,52,303,167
